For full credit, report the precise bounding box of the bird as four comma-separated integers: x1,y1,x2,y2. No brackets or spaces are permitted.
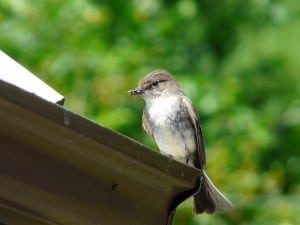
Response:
128,69,233,214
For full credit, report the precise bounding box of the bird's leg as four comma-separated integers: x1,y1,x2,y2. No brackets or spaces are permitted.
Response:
185,157,189,165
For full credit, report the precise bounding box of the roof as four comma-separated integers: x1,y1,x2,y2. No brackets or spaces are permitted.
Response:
0,50,64,104
0,79,201,225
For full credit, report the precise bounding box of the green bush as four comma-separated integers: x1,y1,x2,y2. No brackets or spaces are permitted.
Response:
1,0,299,224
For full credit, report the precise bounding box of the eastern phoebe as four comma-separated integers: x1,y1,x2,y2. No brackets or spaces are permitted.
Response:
129,70,233,214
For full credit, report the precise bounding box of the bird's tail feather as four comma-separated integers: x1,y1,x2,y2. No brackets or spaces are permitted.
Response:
194,170,233,214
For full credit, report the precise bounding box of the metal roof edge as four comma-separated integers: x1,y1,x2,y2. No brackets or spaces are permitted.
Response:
0,80,201,225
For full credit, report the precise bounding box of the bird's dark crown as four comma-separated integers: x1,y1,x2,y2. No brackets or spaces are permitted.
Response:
128,70,181,96
139,70,176,89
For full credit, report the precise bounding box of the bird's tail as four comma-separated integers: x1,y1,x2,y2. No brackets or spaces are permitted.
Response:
194,170,233,214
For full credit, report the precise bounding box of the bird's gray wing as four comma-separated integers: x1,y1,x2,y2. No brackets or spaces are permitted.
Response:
142,109,153,138
181,97,206,168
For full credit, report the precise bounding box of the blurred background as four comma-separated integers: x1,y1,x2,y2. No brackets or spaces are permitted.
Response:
1,0,299,224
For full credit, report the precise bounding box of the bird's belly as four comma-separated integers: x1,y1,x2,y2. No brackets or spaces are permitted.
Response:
147,96,196,163
153,127,195,163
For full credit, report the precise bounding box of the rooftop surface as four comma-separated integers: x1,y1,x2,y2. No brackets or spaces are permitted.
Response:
0,79,201,225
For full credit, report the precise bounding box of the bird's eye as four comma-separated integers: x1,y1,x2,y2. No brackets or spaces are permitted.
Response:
152,80,159,86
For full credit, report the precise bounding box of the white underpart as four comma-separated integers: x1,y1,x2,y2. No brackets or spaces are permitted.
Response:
146,94,196,163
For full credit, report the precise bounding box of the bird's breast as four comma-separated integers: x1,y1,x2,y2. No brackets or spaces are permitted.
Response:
146,96,196,163
147,95,180,124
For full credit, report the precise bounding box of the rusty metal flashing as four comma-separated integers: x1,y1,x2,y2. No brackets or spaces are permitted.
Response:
0,80,201,225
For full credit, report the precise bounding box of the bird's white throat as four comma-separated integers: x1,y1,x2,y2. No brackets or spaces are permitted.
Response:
146,95,180,125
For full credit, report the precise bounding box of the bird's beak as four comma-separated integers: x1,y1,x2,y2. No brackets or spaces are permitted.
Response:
128,87,144,95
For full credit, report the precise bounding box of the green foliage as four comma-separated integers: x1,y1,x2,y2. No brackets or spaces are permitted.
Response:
1,0,299,224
